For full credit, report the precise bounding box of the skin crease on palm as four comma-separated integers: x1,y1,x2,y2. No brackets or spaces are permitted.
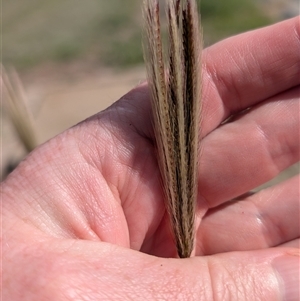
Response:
2,16,300,301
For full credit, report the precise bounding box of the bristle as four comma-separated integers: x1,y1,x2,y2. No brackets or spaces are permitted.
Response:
143,0,202,258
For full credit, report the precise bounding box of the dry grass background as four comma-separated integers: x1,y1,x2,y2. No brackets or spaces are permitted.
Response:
1,0,299,182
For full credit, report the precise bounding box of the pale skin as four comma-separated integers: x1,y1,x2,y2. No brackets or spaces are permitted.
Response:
2,17,300,300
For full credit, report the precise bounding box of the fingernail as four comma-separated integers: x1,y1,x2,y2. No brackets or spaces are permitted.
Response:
273,252,300,301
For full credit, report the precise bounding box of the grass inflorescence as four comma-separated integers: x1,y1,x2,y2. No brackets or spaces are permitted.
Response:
143,0,202,258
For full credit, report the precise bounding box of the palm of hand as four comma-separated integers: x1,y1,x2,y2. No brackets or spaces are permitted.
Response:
3,17,299,300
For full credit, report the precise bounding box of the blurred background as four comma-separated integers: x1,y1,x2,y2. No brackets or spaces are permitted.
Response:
2,0,299,181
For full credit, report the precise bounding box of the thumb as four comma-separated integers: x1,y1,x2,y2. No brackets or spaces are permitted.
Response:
5,237,299,300
192,248,299,301
272,250,300,301
132,247,299,301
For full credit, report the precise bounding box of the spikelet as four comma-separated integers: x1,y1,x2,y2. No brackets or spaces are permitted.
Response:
143,0,202,258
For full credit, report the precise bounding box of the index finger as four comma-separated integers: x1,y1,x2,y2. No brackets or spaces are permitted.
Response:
202,16,300,134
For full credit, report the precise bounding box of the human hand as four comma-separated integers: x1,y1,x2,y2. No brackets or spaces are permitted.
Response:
3,17,299,300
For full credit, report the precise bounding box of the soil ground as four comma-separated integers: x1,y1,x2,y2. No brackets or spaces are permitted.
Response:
2,63,298,187
2,65,146,178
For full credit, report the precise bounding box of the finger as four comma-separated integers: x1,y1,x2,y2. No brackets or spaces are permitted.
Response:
198,86,300,205
4,233,299,301
110,17,300,140
197,175,300,255
278,239,300,249
202,16,300,133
